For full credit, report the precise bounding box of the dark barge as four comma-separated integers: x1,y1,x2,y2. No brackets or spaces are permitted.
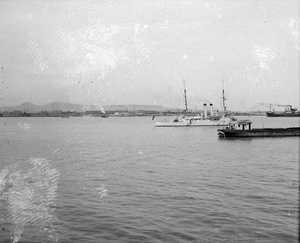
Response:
218,120,300,138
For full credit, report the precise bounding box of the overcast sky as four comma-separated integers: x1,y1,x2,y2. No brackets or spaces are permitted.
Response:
0,0,299,111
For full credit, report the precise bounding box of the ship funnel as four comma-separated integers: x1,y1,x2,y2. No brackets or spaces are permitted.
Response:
203,104,207,118
210,104,213,117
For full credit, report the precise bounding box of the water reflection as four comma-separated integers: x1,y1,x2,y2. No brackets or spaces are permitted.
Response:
0,158,60,242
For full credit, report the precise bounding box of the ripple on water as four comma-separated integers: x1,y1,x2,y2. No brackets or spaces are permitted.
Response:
0,158,61,243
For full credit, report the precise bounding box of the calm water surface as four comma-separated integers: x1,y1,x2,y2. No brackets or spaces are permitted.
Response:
0,116,299,242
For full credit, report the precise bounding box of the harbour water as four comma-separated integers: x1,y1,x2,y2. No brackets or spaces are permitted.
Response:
0,116,299,242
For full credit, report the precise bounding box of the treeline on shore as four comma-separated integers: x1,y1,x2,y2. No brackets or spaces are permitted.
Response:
0,110,107,117
0,109,267,118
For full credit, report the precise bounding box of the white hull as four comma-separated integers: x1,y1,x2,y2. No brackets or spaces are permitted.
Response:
155,121,190,127
155,117,232,127
189,117,231,126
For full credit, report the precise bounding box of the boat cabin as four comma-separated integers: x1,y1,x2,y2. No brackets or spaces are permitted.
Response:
227,120,252,130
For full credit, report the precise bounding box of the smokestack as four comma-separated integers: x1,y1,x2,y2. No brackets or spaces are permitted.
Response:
203,103,207,118
210,104,213,117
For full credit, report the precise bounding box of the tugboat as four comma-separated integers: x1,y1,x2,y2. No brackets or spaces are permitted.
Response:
266,105,300,117
218,120,300,138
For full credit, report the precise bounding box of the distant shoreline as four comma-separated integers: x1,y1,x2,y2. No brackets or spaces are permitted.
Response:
0,110,267,118
0,101,271,118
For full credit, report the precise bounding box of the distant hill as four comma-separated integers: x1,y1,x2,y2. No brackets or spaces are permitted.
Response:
103,104,169,112
0,102,178,112
0,102,100,112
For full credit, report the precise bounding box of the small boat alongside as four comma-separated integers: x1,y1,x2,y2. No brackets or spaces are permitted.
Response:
218,120,300,138
155,116,191,127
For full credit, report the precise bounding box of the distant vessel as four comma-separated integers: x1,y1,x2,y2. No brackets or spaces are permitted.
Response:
155,79,235,127
218,120,300,137
266,105,300,117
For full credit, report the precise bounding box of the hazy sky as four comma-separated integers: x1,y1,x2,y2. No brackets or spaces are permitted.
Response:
0,0,299,111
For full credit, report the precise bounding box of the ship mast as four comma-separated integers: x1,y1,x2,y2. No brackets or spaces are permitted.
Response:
183,79,188,112
222,79,227,114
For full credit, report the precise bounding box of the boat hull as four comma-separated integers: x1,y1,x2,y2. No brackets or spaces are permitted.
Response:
218,127,300,137
155,116,233,127
266,112,300,117
190,119,230,126
155,121,190,127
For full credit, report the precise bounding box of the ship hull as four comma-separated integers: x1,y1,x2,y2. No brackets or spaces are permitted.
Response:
266,112,300,117
155,121,190,127
190,118,231,126
155,117,233,127
218,127,300,137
